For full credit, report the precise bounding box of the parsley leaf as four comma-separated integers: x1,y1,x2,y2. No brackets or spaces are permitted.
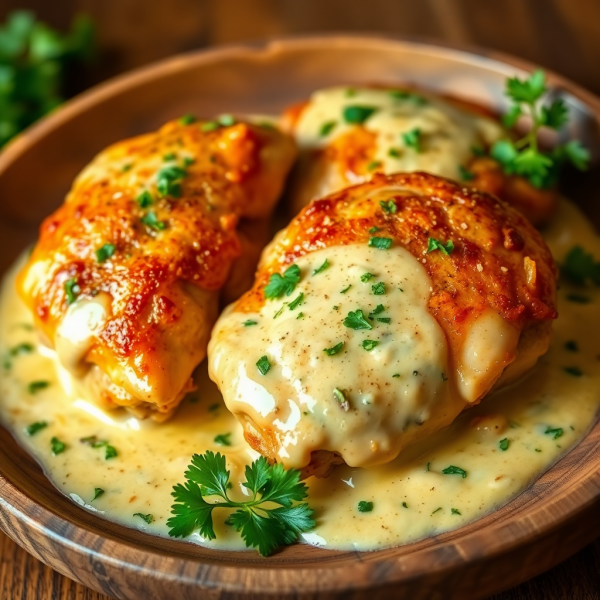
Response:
343,309,372,330
141,211,166,231
402,128,421,152
313,259,329,275
368,236,392,250
136,190,153,207
361,340,379,351
50,437,66,455
499,438,510,451
168,452,314,556
561,246,600,285
92,488,104,501
427,237,454,255
357,501,373,513
95,243,115,263
380,199,397,214
64,277,80,304
243,320,257,327
442,465,467,478
371,282,385,295
134,513,154,524
288,293,304,310
367,160,382,171
264,264,301,299
214,433,232,446
361,272,374,282
323,342,344,356
28,380,49,394
26,421,48,436
319,120,337,137
256,355,271,375
544,426,563,440
459,165,475,181
451,508,462,516
333,387,349,410
343,105,378,124
506,69,547,103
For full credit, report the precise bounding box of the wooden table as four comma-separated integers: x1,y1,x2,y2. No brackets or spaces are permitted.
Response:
1,0,600,597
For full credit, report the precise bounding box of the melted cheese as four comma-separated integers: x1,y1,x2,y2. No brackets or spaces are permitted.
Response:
0,198,599,552
209,244,463,468
295,86,503,181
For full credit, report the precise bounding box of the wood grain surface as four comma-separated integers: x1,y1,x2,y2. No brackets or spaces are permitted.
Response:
0,1,599,598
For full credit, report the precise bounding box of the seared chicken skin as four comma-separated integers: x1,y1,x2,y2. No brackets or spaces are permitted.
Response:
283,86,557,225
209,172,557,474
18,117,296,420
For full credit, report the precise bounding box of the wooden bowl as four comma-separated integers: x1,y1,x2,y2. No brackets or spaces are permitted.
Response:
1,35,600,600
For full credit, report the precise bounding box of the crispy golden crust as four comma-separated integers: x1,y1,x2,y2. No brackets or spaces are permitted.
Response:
18,119,296,415
231,172,558,474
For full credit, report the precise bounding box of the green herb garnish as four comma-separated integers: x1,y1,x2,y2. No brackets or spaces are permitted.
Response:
343,105,378,124
26,421,48,436
64,277,80,304
343,309,372,330
218,114,235,127
368,237,392,250
323,342,344,356
313,259,329,275
388,147,401,158
179,113,197,125
544,426,563,440
442,465,467,478
157,165,186,198
561,246,600,285
361,273,374,282
379,199,397,214
340,284,352,294
288,293,304,310
361,340,379,351
459,165,475,181
10,342,33,356
28,380,49,394
427,237,454,255
264,264,301,299
141,211,166,231
214,433,232,447
136,190,153,208
499,438,510,451
367,160,382,171
50,436,66,455
371,282,385,295
491,70,589,188
357,501,373,513
333,387,349,410
167,451,314,556
319,121,337,137
402,501,408,508
402,128,421,152
431,507,442,515
564,340,579,352
243,320,257,327
92,488,104,501
95,243,115,263
564,366,583,377
134,512,154,524
256,355,271,375
163,152,176,161
451,508,462,516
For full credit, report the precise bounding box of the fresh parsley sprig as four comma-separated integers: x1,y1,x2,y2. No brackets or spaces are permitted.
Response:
264,264,301,299
168,451,315,556
491,69,589,188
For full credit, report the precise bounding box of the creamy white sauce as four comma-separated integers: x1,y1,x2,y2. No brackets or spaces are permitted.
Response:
1,198,599,552
295,86,503,181
209,244,464,468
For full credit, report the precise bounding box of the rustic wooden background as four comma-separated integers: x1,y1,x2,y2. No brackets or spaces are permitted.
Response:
0,0,599,598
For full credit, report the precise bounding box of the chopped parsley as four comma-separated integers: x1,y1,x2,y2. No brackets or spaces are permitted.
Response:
388,147,402,158
564,366,583,377
296,312,304,319
368,236,392,250
136,190,153,208
451,508,462,516
134,513,154,524
442,465,467,478
323,342,344,356
288,293,304,310
499,438,510,451
10,342,33,356
163,152,176,161
141,211,166,231
242,320,258,327
357,501,373,513
343,105,378,124
28,381,49,394
218,114,236,127
361,272,374,282
459,165,475,181
441,372,448,382
431,507,442,515
343,309,372,330
95,243,116,263
368,226,380,234
122,163,133,172
256,355,271,375
379,199,397,214
361,340,379,351
491,70,589,188
561,246,600,285
273,305,286,319
371,282,385,295
157,165,186,198
264,264,301,299
50,437,66,456
402,501,408,508
26,421,48,436
313,259,329,275
92,488,105,501
340,284,352,294
179,113,197,125
425,462,430,472
64,277,80,304
183,156,195,167
167,451,314,556
427,237,454,255
389,89,427,105
367,160,382,171
564,340,579,352
544,426,563,440
368,304,385,319
319,120,337,137
333,387,349,411
402,127,421,152
392,373,400,378
80,436,118,460
214,433,232,446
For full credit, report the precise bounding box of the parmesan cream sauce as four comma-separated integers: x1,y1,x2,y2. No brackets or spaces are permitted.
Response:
294,86,504,181
1,198,599,552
